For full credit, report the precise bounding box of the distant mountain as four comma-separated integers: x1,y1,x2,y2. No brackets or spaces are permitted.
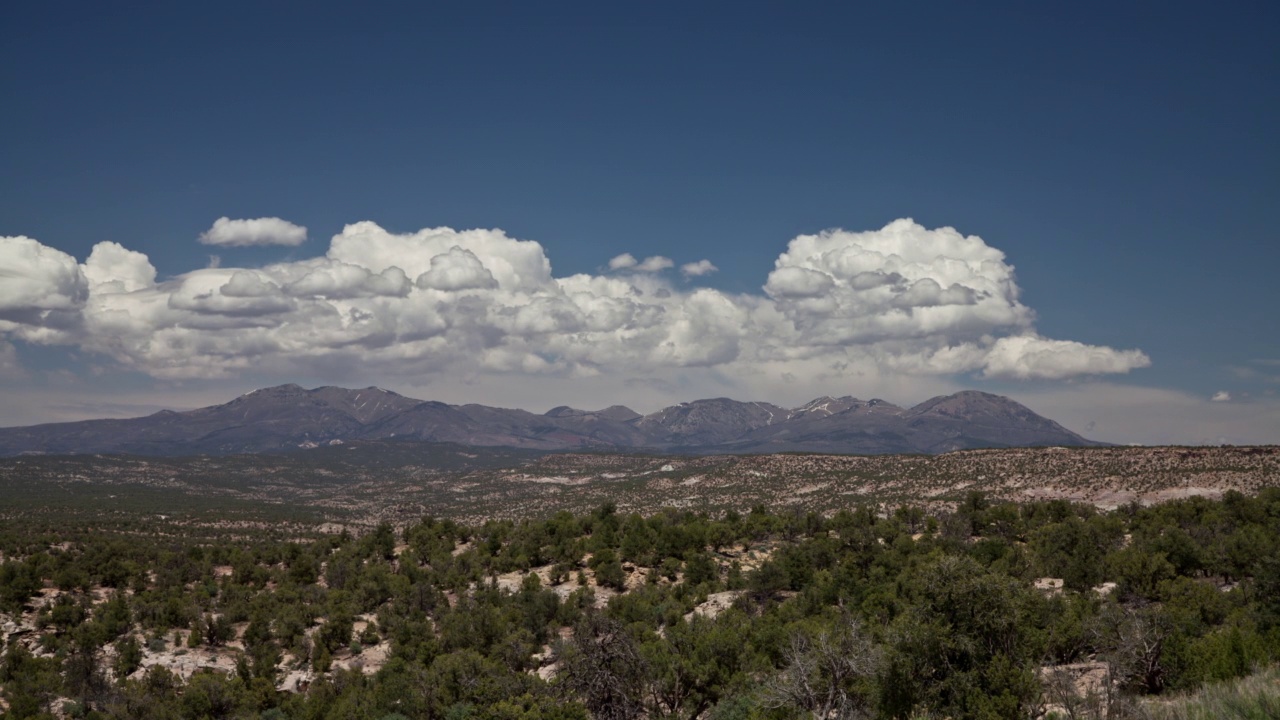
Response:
726,391,1096,454
0,385,1104,457
0,385,421,456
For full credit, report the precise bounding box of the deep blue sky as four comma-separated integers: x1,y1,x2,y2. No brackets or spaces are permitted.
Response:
2,2,1278,440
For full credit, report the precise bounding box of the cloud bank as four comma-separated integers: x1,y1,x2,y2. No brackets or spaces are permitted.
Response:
198,217,308,247
0,219,1149,387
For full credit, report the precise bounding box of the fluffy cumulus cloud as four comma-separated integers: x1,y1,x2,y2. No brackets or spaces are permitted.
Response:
681,259,718,277
981,335,1152,380
0,236,87,313
765,220,1031,344
635,256,674,272
198,217,308,247
0,219,1150,386
416,247,499,291
608,253,638,270
83,241,156,294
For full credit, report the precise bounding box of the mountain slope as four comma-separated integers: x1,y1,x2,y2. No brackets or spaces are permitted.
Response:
728,397,914,454
634,399,790,447
901,390,1095,452
0,385,420,455
0,386,1104,456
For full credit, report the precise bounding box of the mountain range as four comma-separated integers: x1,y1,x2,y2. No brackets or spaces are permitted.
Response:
0,384,1104,457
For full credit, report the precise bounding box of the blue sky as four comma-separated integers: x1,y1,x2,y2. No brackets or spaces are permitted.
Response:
1,2,1277,444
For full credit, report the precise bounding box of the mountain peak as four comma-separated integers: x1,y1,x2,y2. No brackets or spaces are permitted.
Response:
908,391,1027,418
792,395,874,418
901,390,1095,451
245,383,305,395
597,405,641,422
544,405,642,422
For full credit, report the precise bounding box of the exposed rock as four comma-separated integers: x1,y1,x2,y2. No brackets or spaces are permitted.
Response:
684,591,744,621
1041,661,1113,717
1034,577,1065,596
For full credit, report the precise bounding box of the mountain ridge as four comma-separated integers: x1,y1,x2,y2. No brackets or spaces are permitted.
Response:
0,384,1104,457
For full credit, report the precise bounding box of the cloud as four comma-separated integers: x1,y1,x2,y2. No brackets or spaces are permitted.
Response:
681,259,718,277
328,222,551,291
1212,391,1231,402
890,278,978,308
765,267,836,298
198,216,307,247
221,271,282,298
83,241,156,294
415,246,500,291
765,219,1034,345
608,253,637,270
282,259,411,299
982,335,1151,380
610,254,674,273
635,256,674,272
0,235,87,314
0,218,1150,387
167,269,295,319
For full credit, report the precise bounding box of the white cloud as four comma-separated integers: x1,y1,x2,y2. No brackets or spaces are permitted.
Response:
0,218,1151,390
765,219,1034,345
681,259,718,277
0,235,87,313
890,278,978,308
765,266,836,298
608,253,638,270
1212,391,1231,402
329,222,551,291
610,254,676,274
635,256,674,272
415,246,499,291
282,259,411,299
198,216,307,247
167,269,294,318
83,241,156,294
982,335,1151,380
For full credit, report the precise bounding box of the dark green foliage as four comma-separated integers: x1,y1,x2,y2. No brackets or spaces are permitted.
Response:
1,644,63,718
880,555,1042,719
114,634,143,679
0,490,1276,719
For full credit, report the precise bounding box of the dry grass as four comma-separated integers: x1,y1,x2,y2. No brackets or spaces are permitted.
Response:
1131,666,1280,720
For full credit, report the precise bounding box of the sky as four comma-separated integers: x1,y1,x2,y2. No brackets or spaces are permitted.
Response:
1,2,1278,445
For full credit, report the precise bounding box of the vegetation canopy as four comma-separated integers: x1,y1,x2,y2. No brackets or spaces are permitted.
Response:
1,475,1279,719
